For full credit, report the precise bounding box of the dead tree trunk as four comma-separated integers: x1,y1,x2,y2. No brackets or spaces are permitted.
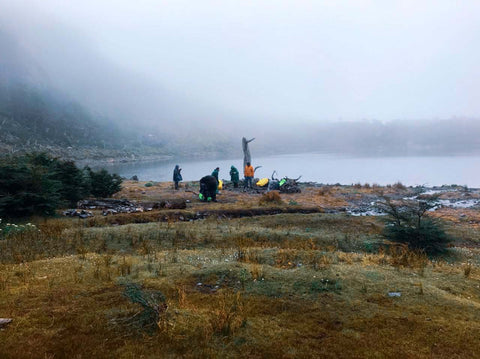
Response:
242,137,255,169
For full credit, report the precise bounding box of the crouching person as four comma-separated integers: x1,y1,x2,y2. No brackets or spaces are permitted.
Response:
199,175,218,202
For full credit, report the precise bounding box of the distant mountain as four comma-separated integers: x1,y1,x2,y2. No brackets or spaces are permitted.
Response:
0,27,239,162
0,29,171,161
1,87,192,167
1,84,109,146
0,77,170,161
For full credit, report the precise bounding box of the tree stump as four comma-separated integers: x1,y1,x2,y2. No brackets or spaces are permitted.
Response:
242,137,255,169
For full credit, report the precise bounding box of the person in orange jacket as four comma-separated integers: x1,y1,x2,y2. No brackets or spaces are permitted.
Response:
244,162,254,189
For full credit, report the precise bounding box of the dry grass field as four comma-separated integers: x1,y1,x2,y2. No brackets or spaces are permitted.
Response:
1,181,480,358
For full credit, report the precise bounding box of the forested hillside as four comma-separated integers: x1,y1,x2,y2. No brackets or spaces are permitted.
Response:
0,83,119,147
0,81,174,161
0,28,170,162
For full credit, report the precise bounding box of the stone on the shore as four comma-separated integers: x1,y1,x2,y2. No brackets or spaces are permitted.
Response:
0,318,12,329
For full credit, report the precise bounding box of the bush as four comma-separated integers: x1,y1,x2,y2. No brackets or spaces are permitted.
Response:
377,196,453,255
0,153,122,218
392,181,407,190
259,191,283,205
317,186,331,196
0,219,38,239
123,283,168,334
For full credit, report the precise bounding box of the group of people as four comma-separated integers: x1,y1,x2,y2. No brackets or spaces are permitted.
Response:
226,162,255,188
172,162,255,200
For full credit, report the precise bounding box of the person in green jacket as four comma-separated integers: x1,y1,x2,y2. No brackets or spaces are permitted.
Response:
211,167,220,183
230,165,239,188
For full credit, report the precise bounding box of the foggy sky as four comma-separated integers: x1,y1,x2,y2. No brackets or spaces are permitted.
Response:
1,0,480,130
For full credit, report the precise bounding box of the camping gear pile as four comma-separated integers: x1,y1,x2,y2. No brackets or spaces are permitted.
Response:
256,171,302,193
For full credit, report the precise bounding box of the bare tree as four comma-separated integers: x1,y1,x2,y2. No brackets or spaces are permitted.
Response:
242,137,255,169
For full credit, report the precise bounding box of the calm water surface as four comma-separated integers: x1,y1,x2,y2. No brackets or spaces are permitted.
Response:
104,153,480,187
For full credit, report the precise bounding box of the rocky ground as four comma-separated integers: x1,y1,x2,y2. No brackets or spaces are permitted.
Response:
107,180,480,222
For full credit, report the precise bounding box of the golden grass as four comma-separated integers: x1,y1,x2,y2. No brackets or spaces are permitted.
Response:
2,182,480,357
2,247,480,358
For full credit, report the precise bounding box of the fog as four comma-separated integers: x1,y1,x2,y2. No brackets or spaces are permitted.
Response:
1,1,480,150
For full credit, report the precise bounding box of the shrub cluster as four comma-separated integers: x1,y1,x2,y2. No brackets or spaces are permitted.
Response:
377,196,453,255
0,153,122,217
0,218,39,239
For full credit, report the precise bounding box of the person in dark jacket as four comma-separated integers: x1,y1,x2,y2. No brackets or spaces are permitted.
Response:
230,165,239,188
199,175,217,202
211,167,220,183
173,165,182,190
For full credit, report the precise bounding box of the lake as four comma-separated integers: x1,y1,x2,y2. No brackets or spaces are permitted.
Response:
103,153,480,187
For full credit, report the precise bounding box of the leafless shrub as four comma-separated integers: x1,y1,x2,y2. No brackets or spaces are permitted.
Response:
209,291,246,336
123,283,169,334
259,191,283,205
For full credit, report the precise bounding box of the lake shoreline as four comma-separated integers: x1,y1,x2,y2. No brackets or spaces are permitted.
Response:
102,153,480,187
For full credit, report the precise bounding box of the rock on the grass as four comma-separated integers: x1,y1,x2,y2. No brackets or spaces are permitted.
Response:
0,318,12,328
63,209,94,218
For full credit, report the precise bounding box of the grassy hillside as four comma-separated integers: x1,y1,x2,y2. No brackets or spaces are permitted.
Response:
1,182,480,357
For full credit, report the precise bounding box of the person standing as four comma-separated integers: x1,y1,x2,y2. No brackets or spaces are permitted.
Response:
230,165,239,188
244,162,254,189
211,167,220,183
173,164,182,190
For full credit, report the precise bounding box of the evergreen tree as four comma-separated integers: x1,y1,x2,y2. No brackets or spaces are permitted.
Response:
85,167,123,198
53,160,89,206
377,196,453,255
0,154,61,217
0,153,122,218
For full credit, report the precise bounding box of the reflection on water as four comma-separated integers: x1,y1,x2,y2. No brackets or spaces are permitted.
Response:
102,153,480,187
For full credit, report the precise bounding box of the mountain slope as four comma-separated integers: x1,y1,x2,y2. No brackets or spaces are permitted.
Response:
0,28,173,161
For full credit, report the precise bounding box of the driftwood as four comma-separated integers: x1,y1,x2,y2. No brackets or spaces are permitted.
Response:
77,199,145,215
268,171,302,193
78,199,133,209
63,209,94,219
280,178,302,193
242,137,255,169
74,198,186,216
